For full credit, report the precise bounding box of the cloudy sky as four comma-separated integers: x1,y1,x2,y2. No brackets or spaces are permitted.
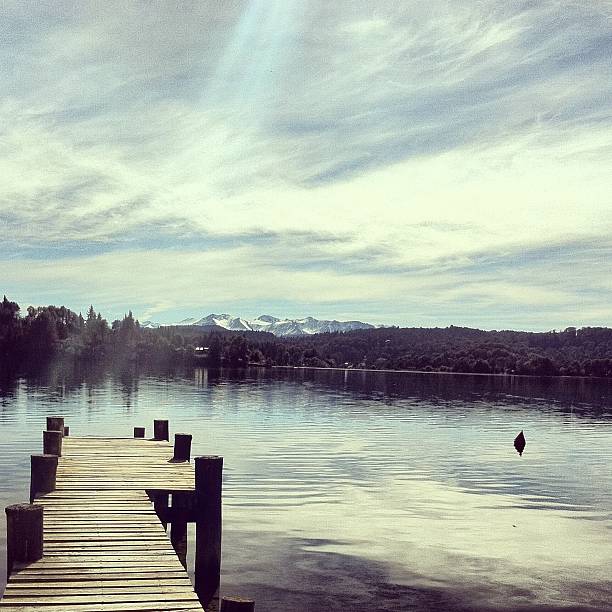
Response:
1,1,611,329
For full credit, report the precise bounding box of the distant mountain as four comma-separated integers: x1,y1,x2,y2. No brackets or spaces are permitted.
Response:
140,320,160,329
161,313,375,337
193,314,253,331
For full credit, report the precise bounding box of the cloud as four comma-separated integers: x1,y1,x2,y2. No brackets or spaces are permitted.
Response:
0,1,610,328
2,231,610,330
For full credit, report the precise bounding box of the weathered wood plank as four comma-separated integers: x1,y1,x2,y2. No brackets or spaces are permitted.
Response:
3,585,197,595
10,569,189,580
0,604,203,611
1,591,201,603
6,582,194,592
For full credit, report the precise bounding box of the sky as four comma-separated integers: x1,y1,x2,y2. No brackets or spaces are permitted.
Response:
1,1,611,330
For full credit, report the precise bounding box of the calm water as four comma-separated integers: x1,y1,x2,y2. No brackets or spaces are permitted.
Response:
0,364,611,611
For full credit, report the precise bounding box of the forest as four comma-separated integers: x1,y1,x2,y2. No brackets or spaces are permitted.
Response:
2,296,612,377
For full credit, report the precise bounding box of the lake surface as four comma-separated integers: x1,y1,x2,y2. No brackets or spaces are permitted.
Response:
1,364,611,611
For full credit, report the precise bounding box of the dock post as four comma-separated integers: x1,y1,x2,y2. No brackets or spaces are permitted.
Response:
5,504,43,579
134,427,145,438
220,597,255,611
63,426,70,436
30,454,58,502
43,430,62,456
170,492,189,568
46,416,64,433
195,455,223,607
173,433,192,462
153,419,169,441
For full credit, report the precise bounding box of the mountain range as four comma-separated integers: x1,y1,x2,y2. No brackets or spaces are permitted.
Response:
141,314,374,337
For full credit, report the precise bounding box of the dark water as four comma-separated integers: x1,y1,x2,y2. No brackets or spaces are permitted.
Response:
1,364,611,611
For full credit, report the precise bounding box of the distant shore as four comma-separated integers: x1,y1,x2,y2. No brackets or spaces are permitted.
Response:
270,364,611,381
2,297,611,378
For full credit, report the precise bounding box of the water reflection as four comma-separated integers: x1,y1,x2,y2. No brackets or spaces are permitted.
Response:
0,364,610,611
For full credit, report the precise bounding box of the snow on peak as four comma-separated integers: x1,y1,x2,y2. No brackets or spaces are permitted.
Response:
254,314,280,323
164,313,374,336
175,317,198,325
140,320,160,329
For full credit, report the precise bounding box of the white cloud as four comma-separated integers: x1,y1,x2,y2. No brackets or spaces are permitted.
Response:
1,1,611,328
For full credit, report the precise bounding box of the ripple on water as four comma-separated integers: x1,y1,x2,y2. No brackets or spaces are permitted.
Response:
0,366,611,611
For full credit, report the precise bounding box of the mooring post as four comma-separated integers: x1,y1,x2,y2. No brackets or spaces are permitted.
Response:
63,426,70,437
220,596,255,612
195,455,223,606
134,426,145,438
46,416,64,433
43,430,62,456
153,419,169,441
173,433,192,462
170,492,189,568
5,504,43,579
30,454,58,502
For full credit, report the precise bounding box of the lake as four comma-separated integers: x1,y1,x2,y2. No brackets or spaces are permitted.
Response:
0,364,611,611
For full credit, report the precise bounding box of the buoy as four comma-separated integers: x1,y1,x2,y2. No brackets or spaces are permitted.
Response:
514,430,526,456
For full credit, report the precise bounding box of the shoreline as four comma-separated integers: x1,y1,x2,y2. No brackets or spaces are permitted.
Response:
269,364,611,381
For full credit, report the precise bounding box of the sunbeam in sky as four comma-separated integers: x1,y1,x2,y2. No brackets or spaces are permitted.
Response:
208,0,301,113
1,1,611,329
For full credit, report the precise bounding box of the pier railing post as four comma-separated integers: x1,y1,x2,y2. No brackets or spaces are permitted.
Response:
43,430,62,456
173,433,192,462
5,504,43,578
220,596,255,611
30,454,58,502
195,455,223,607
154,419,169,441
134,427,145,438
46,416,64,433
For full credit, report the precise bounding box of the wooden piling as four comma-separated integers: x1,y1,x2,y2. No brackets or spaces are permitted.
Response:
45,416,64,433
5,504,43,579
42,430,62,456
30,454,58,502
153,419,169,441
195,455,223,606
63,426,69,436
221,596,255,612
173,433,192,462
170,492,189,568
134,426,145,438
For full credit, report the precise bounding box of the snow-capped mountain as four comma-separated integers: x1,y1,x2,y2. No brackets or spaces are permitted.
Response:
175,317,198,326
139,320,160,329
194,314,253,331
168,313,374,337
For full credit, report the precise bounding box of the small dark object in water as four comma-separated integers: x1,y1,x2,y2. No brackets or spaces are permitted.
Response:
514,430,526,456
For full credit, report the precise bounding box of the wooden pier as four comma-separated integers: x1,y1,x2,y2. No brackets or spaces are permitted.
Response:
1,418,254,612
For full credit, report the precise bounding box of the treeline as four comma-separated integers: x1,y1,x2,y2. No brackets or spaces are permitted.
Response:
252,325,612,377
0,296,261,370
2,296,612,377
0,297,175,369
154,318,612,377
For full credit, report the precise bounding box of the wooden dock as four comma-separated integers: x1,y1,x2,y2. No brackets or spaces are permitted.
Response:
1,418,253,612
